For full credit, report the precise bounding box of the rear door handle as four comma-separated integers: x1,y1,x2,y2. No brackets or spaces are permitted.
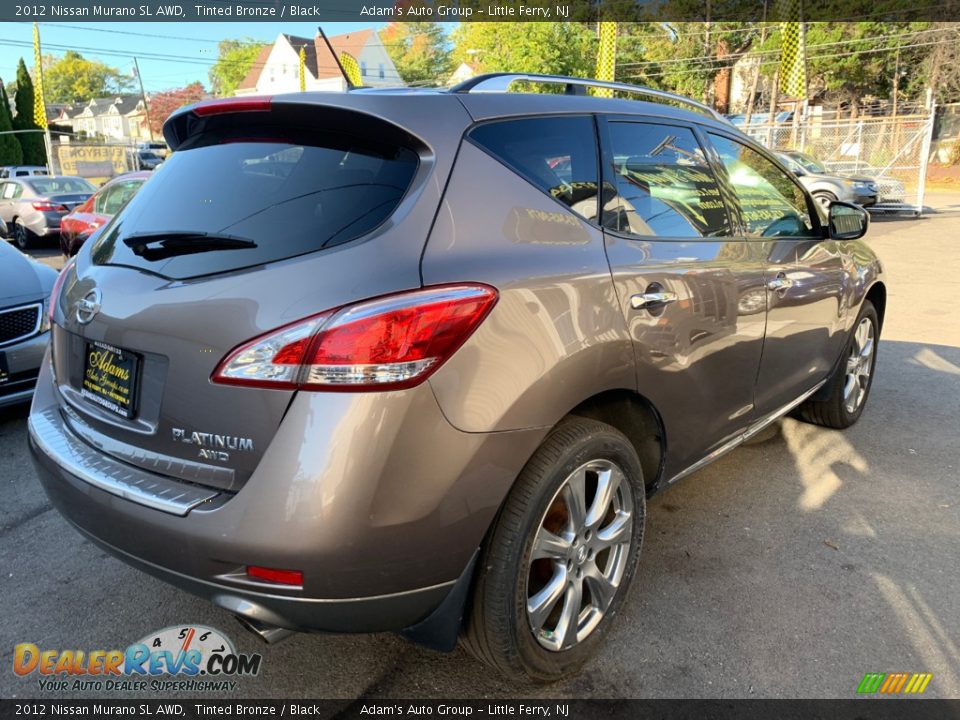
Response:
767,272,794,291
631,291,678,310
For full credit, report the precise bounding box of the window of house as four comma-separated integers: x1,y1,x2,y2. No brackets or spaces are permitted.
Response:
378,63,385,79
361,61,367,77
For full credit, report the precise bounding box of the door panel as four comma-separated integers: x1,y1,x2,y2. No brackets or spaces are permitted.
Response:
707,132,847,415
600,119,767,479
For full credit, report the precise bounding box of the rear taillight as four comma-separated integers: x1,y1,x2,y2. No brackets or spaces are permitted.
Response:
32,202,67,212
48,258,75,325
212,284,498,392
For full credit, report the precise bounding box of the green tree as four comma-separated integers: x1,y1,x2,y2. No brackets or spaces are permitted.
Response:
13,59,45,166
43,51,133,103
380,22,451,86
0,80,24,165
209,39,268,97
451,23,595,79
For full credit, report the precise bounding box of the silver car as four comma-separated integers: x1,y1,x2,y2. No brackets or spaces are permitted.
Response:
0,176,96,250
777,151,879,209
29,75,884,681
0,241,57,407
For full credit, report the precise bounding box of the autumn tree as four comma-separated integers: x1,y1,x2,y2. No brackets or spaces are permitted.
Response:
147,82,206,137
451,23,596,80
43,51,133,103
13,59,45,166
209,39,268,97
380,22,452,85
0,80,24,165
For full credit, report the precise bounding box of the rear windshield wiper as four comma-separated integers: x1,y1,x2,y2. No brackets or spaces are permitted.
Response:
122,232,257,261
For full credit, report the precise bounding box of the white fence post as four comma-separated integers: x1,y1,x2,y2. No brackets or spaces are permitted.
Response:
916,100,936,216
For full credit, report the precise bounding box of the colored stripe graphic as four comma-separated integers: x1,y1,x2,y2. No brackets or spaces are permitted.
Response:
858,672,932,694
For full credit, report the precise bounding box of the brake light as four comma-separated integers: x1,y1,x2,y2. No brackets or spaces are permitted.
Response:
212,284,498,392
193,96,272,117
48,257,75,325
32,202,67,212
246,566,303,586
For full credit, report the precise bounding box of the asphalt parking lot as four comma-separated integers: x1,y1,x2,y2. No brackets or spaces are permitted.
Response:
2,193,958,700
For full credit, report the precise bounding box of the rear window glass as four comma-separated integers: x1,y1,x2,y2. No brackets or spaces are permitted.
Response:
468,116,600,223
91,135,418,280
29,177,95,194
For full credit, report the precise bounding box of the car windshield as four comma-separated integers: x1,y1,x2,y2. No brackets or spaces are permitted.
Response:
28,177,95,194
139,153,160,160
790,153,829,174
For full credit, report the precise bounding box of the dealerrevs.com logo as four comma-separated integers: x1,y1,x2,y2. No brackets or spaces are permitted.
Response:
13,625,263,693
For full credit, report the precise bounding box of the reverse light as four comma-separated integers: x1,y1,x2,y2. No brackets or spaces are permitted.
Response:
246,566,303,586
193,96,272,117
212,284,498,392
48,257,75,326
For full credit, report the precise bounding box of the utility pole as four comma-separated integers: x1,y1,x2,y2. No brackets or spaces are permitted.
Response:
703,0,712,105
133,57,154,141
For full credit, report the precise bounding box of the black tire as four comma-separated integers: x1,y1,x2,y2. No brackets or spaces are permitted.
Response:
795,300,879,429
461,416,646,681
813,191,838,211
14,219,34,250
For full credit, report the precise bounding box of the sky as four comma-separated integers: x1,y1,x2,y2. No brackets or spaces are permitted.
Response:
0,22,391,94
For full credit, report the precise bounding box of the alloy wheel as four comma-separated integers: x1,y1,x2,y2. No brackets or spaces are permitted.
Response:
843,316,875,413
526,459,634,652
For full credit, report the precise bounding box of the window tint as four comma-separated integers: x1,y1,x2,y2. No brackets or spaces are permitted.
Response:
709,134,815,238
469,116,600,223
28,177,96,194
91,132,419,280
606,122,730,238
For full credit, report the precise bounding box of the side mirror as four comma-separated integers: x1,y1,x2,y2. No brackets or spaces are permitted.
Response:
828,201,869,240
791,167,806,177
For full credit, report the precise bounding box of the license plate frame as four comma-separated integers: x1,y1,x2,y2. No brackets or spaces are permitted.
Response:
81,340,140,419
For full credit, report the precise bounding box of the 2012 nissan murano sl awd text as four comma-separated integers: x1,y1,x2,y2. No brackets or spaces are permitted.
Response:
29,74,884,681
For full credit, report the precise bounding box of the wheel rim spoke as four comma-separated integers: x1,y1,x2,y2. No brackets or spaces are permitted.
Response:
583,563,617,613
527,564,567,631
555,578,583,650
585,466,617,528
531,528,572,561
596,512,632,548
562,470,587,531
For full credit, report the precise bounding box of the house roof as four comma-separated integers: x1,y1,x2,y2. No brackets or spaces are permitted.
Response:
238,29,378,91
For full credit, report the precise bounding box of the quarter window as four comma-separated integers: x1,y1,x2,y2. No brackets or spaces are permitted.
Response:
709,134,816,238
468,116,600,223
605,122,730,238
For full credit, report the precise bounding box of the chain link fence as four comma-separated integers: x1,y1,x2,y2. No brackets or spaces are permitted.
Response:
738,111,936,216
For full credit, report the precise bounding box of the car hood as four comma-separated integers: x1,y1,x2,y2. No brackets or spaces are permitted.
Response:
802,172,877,187
0,243,58,306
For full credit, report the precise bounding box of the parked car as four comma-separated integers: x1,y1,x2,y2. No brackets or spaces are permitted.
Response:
0,176,96,250
0,166,49,179
0,241,57,407
776,150,878,209
821,160,908,206
60,172,150,256
127,149,163,171
29,76,884,681
137,141,169,158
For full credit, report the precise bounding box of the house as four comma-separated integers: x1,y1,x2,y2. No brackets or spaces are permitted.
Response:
52,95,151,141
447,62,479,86
235,29,401,95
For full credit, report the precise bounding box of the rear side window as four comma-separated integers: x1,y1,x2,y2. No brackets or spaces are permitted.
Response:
468,116,600,223
605,122,730,238
91,133,419,280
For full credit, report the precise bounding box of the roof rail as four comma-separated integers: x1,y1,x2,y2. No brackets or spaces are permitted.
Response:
450,73,727,123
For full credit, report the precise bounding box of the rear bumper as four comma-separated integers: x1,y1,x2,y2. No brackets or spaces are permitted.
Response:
28,355,546,633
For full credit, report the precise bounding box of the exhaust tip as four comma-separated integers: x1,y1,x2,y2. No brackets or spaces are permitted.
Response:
235,614,295,645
